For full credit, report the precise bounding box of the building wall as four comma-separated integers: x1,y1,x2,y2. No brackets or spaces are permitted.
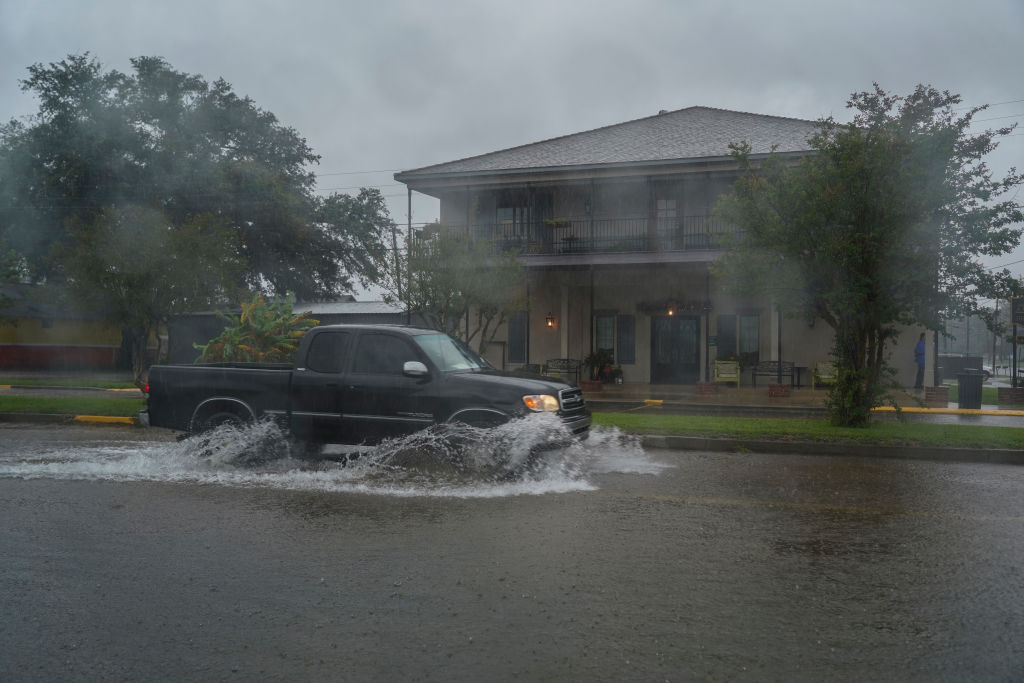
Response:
435,177,934,389
0,317,124,370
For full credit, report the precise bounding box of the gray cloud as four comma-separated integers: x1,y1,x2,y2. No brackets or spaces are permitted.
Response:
1,0,1022,270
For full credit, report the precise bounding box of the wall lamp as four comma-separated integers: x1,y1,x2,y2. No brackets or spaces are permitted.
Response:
545,312,556,328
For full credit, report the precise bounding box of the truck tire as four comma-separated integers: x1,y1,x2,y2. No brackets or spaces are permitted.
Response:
192,409,246,434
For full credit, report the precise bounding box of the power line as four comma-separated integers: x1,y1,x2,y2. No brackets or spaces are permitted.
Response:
970,113,1024,123
988,257,1024,271
315,169,399,177
955,98,1024,111
313,183,404,192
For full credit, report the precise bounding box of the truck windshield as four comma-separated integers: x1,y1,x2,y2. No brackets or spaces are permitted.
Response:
413,334,492,373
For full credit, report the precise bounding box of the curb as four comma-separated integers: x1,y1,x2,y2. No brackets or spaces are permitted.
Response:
72,415,139,425
0,412,140,426
0,384,143,395
640,435,1024,466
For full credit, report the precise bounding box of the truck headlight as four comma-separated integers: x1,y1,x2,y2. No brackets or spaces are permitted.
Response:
523,394,559,412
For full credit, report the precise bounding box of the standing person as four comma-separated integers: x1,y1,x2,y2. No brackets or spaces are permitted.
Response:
913,332,926,390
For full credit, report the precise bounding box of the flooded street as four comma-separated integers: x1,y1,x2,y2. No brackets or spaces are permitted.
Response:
1,422,1022,681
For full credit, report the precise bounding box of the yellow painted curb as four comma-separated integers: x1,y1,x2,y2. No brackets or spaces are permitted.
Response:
73,415,138,425
873,406,1024,417
627,399,665,412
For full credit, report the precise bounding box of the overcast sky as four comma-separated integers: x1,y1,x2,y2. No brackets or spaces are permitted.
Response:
2,0,1022,279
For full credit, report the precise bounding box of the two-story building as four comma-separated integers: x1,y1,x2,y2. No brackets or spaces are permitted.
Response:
395,106,927,388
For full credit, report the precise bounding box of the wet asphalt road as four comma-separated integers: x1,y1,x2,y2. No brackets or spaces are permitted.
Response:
1,424,1022,682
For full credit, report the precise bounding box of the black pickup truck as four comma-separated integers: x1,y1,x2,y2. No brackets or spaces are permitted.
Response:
143,324,590,447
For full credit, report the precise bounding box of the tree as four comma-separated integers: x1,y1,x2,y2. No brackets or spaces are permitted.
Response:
194,293,318,363
0,54,391,380
716,84,1023,426
58,204,244,385
0,238,26,322
378,226,527,354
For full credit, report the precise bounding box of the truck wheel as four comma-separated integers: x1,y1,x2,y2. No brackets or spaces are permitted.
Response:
196,410,245,433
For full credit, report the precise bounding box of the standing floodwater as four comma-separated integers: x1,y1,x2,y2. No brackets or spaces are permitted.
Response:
1,421,1021,681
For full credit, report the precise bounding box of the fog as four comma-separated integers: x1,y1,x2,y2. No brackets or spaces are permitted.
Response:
1,0,1022,274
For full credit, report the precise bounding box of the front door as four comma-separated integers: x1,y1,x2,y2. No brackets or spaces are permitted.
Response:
650,315,700,384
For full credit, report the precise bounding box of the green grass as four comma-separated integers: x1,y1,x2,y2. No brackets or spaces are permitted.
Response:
0,377,138,390
0,392,1021,451
593,412,1024,451
0,396,145,417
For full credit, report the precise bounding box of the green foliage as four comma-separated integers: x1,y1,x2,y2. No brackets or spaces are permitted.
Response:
0,53,390,298
57,204,244,386
0,396,146,417
0,53,391,381
715,84,1023,426
582,349,615,381
194,294,318,363
379,226,527,354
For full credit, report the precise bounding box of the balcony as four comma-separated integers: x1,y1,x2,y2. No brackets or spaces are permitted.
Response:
464,215,737,257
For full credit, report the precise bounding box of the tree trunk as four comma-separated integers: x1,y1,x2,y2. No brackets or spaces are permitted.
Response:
128,326,151,390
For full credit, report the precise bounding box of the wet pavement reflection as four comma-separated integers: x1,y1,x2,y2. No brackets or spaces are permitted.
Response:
0,422,1021,681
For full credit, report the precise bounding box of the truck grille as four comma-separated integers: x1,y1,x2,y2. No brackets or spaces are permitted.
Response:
558,387,586,411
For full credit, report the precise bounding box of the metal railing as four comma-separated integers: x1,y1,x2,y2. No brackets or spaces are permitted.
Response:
456,215,736,256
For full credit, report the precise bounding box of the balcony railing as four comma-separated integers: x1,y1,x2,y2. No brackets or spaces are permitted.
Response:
458,215,737,256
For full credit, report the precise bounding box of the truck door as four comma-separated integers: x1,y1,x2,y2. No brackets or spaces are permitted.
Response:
342,331,437,443
290,330,351,441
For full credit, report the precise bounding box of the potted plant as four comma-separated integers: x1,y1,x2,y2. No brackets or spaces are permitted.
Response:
608,366,624,384
582,350,621,390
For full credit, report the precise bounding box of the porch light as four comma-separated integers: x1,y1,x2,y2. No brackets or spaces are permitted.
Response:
545,312,556,328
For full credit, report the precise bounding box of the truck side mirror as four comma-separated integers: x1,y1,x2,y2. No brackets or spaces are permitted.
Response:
403,361,429,378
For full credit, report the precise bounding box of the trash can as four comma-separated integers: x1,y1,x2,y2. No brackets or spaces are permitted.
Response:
956,369,985,410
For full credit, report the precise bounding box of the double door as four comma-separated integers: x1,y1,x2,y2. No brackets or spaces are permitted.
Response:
650,315,700,384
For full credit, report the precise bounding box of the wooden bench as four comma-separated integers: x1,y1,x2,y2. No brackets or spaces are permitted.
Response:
713,360,740,387
751,360,795,387
543,358,581,385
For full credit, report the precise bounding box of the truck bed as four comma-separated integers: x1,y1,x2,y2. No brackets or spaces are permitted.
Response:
146,363,293,432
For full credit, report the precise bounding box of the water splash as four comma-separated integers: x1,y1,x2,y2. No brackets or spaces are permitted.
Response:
0,414,669,497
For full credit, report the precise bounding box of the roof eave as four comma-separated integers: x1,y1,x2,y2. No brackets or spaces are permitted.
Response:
395,150,809,192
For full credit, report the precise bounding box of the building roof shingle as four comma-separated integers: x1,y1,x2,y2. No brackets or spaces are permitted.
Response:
396,106,818,180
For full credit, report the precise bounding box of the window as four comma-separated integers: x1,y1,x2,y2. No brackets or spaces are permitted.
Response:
496,205,531,227
716,313,758,363
413,333,489,372
716,315,737,356
595,314,615,362
591,314,636,365
305,331,349,374
739,314,759,364
656,198,677,221
352,334,417,375
507,311,527,364
616,314,635,364
505,309,524,362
